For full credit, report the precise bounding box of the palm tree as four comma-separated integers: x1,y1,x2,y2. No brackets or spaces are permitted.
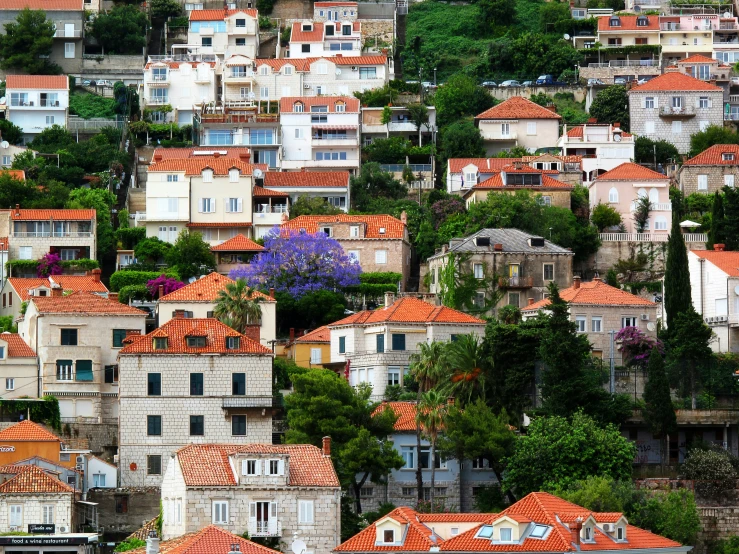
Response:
213,278,262,334
444,334,485,405
417,389,447,512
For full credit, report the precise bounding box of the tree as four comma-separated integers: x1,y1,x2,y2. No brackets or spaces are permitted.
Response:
666,308,713,409
591,202,622,231
642,349,677,468
440,120,485,161
289,195,344,217
433,74,495,127
66,188,116,260
37,252,62,277
274,290,348,334
90,5,148,55
363,137,410,164
636,489,701,545
724,186,739,250
443,334,486,404
145,275,185,298
688,125,739,158
0,120,24,145
634,136,679,166
231,228,360,298
165,230,216,281
632,195,652,234
150,0,183,20
406,103,430,146
350,163,407,212
214,278,263,333
664,216,692,329
381,105,392,138
503,411,637,495
416,390,447,510
710,191,726,248
681,448,737,500
539,1,571,33
588,85,629,131
477,0,516,31
0,8,59,74
134,237,172,265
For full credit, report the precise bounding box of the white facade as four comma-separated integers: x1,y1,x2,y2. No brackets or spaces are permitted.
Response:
558,124,635,183
143,168,190,243
187,10,260,59
288,20,362,59
6,84,69,142
143,59,219,125
85,455,117,491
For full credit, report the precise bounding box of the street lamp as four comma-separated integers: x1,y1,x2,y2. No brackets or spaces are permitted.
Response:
434,67,437,86
419,66,423,97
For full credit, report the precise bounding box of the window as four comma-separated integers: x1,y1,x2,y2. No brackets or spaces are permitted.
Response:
360,487,374,497
474,263,484,279
212,501,229,524
5,378,13,391
76,360,93,381
539,195,552,206
284,66,293,75
154,337,168,350
477,526,494,539
112,329,129,348
148,373,161,396
698,174,708,190
235,37,246,46
226,197,243,213
608,187,619,203
1,156,10,166
375,250,387,264
575,315,586,333
617,527,624,540
310,348,322,364
235,17,246,27
226,337,240,350
186,336,207,348
591,316,602,333
202,170,214,183
622,316,637,328
9,505,22,527
508,292,520,308
723,153,735,161
65,42,75,58
18,247,32,260
376,334,385,353
338,335,347,354
388,367,400,386
233,373,246,395
301,44,311,53
190,415,204,436
383,530,395,544
147,454,162,474
335,102,345,112
527,122,537,135
299,500,314,524
359,67,376,79
201,37,212,47
391,334,406,351
61,328,78,345
501,123,510,137
726,175,735,188
645,120,655,134
672,120,682,134
316,63,328,75
232,415,247,436
104,365,118,384
293,102,304,113
645,97,654,109
543,263,554,281
9,93,28,107
147,415,162,436
654,216,667,230
530,525,549,539
402,487,415,495
200,198,215,213
699,97,709,109
311,115,328,124
45,116,55,125
267,459,282,475
672,96,682,109
56,360,73,381
244,459,258,475
115,496,129,513
500,528,512,542
401,446,415,468
190,373,204,395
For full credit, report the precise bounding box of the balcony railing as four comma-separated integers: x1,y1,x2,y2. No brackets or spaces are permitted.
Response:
726,113,739,120
222,396,274,409
660,23,681,30
608,59,659,67
720,23,739,29
147,97,170,105
498,276,534,288
247,520,281,537
226,70,255,79
254,205,288,214
12,231,93,238
600,232,707,242
630,201,672,211
53,29,82,38
659,106,695,117
380,164,432,172
488,132,518,141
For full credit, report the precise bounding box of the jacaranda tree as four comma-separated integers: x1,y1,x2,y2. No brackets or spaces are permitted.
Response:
230,227,361,297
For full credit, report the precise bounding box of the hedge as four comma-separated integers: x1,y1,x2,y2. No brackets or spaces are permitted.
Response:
115,227,146,250
359,272,402,285
118,284,150,304
0,396,61,431
109,269,179,291
5,260,38,274
61,258,99,271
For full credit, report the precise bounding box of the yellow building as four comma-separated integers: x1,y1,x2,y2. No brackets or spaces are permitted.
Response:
286,326,330,368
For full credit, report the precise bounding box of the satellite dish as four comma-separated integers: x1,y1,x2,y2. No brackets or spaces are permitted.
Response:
647,322,656,332
563,33,571,40
248,92,256,100
634,5,641,11
253,168,264,179
0,97,5,105
0,141,8,149
734,284,739,295
292,540,307,554
188,276,197,284
335,68,342,75
725,11,732,18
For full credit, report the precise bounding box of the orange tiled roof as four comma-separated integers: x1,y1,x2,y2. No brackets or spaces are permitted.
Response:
2,170,25,181
145,61,218,70
373,401,417,432
189,8,257,20
330,297,485,326
120,318,271,355
630,71,722,92
8,276,109,301
10,208,95,220
595,162,669,181
315,1,357,6
31,291,147,315
255,55,386,72
1,333,36,357
292,21,325,42
253,185,288,197
522,278,656,311
158,271,274,302
677,54,719,65
683,144,739,166
448,158,521,174
0,420,60,442
148,158,255,176
522,154,584,165
152,147,251,160
0,465,74,494
598,14,659,31
282,214,406,239
5,75,69,88
691,250,739,276
294,325,330,344
476,97,561,120
0,237,8,251
127,526,281,554
176,443,340,487
210,234,265,252
279,96,361,113
187,222,253,228
471,172,573,191
264,171,350,188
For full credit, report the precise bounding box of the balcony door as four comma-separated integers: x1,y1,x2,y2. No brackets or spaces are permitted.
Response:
250,501,276,534
509,264,520,286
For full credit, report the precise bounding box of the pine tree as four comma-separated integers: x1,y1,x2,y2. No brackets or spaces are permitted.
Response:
664,216,692,329
666,308,713,410
709,191,726,249
642,348,676,468
723,186,739,250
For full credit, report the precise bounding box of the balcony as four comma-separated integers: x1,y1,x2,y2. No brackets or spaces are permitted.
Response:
311,136,358,146
53,29,82,38
12,231,93,238
146,75,169,87
147,97,170,105
486,132,518,141
630,201,672,211
600,232,707,242
720,22,739,30
726,112,739,120
230,24,254,34
498,276,534,288
248,520,281,537
199,27,214,35
222,396,274,409
660,23,681,30
193,73,212,84
299,159,359,168
224,70,255,83
659,106,695,118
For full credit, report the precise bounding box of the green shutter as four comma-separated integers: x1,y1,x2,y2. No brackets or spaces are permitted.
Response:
75,360,93,381
112,329,127,348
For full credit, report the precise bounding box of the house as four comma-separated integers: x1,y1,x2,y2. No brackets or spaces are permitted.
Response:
84,455,117,491
280,214,412,290
521,153,583,186
280,97,361,174
0,143,35,169
557,124,635,183
335,492,689,554
11,455,82,490
127,525,281,554
285,325,330,368
588,162,672,235
659,15,724,64
361,105,438,147
667,54,732,82
211,234,265,275
156,272,276,346
678,144,739,195
329,295,485,399
0,420,89,470
5,76,70,143
0,333,37,400
288,20,362,58
117,318,274,487
521,276,658,360
314,1,359,21
426,229,575,313
364,401,498,512
628,72,724,154
253,185,290,239
187,9,260,59
0,273,109,320
263,171,351,212
17,291,148,422
159,440,341,553
474,97,561,155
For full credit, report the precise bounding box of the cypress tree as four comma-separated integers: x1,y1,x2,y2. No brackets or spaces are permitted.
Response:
709,191,726,249
664,215,691,329
724,186,739,251
642,348,676,468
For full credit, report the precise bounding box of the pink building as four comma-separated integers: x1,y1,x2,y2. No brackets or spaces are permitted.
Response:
588,162,671,234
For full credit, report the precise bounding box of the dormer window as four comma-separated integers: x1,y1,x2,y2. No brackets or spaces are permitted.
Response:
294,101,304,112
335,101,346,113
499,528,512,542
724,153,735,161
284,66,293,75
609,16,621,26
266,459,283,475
229,168,240,182
153,337,168,350
636,16,648,26
227,336,240,350
476,526,494,539
202,169,213,182
186,336,207,348
302,23,312,31
530,524,549,539
617,527,625,541
379,227,386,234
235,18,246,27
383,530,394,543
584,527,592,541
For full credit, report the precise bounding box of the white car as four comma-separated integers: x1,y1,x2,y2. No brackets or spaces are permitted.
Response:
500,80,522,87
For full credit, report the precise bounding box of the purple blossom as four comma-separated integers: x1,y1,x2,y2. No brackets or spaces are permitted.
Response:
229,227,361,298
37,253,63,277
616,326,664,364
146,275,185,298
431,197,466,230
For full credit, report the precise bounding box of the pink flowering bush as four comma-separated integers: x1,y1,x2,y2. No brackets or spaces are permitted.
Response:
146,274,185,298
37,253,63,277
616,326,664,365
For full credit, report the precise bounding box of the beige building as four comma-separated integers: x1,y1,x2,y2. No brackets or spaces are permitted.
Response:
160,440,341,554
187,9,260,59
17,291,147,422
426,229,575,313
157,272,277,348
118,318,274,487
0,333,37,400
475,97,561,155
678,143,739,195
280,214,412,290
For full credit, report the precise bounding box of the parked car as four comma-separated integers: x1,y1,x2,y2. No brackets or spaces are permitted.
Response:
421,81,437,90
522,80,533,87
500,80,522,87
481,80,498,88
535,74,566,86
614,77,627,85
82,79,92,86
587,78,605,86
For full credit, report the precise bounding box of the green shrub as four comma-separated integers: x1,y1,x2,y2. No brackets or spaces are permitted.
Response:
116,227,146,250
5,259,39,275
0,396,61,431
118,284,150,304
60,258,99,271
114,538,147,552
69,92,117,119
109,270,163,291
359,272,402,284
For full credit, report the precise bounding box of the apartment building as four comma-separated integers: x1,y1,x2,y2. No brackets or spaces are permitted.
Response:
0,333,37,400
679,143,739,194
281,214,412,289
17,291,147,422
284,326,330,368
660,14,723,64
5,76,69,143
314,1,359,22
117,318,274,487
143,58,218,125
0,274,109,320
361,105,438,147
187,9,259,58
263,171,350,212
280,97,361,173
289,19,362,59
160,441,341,554
628,72,724,154
588,162,671,234
329,295,485,399
426,229,574,313
475,97,561,155
558,124,635,183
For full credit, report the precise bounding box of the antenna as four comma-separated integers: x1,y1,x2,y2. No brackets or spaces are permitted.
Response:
253,168,264,179
292,540,307,554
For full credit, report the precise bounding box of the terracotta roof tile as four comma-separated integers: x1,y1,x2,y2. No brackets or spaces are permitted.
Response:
476,97,561,120
0,333,36,357
595,162,669,181
8,276,109,301
522,279,656,311
330,297,485,326
522,154,584,165
683,144,739,166
189,8,257,20
0,420,60,442
2,170,26,181
148,158,255,176
158,272,273,302
629,71,722,92
677,54,719,64
470,172,573,191
318,55,386,66
282,214,406,239
373,401,417,432
31,291,147,315
264,171,350,188
127,526,281,554
0,465,74,494
691,250,739,276
292,21,325,42
448,158,521,174
565,126,632,139
5,75,70,88
315,1,357,6
210,234,265,252
126,517,159,542
152,147,252,160
294,325,330,344
280,96,360,113
598,14,659,31
253,185,288,197
119,318,271,354
176,443,340,487
0,237,8,251
10,208,95,221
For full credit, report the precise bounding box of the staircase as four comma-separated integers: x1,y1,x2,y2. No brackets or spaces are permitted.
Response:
394,0,407,78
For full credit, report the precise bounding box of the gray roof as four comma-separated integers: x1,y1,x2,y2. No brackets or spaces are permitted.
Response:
428,228,574,260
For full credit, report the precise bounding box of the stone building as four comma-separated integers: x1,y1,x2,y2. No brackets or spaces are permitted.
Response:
426,229,575,313
678,143,739,195
159,440,341,554
0,333,37,400
128,525,282,554
117,318,274,488
475,97,561,155
628,72,724,154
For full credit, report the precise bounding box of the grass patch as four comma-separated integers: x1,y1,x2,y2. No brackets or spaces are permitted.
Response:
69,90,117,119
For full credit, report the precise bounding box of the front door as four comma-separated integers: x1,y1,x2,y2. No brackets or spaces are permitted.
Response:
256,501,270,533
65,23,75,37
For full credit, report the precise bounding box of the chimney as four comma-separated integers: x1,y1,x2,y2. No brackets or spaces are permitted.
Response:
322,436,331,456
50,285,63,298
269,287,275,299
290,328,295,341
239,151,251,163
573,276,581,289
153,154,162,163
528,297,535,306
381,48,388,55
242,324,260,343
587,117,597,124
126,330,142,339
570,519,583,546
301,167,307,172
14,204,20,217
545,104,557,113
715,243,726,251
335,54,342,58
493,243,503,251
214,151,221,158
400,211,407,225
158,285,164,299
613,122,620,129
146,531,160,554
593,276,602,282
174,309,186,319
109,292,119,303
384,292,395,308
91,268,101,282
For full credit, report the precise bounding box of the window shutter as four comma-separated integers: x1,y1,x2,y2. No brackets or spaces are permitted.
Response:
199,199,205,213
225,198,231,213
210,198,216,213
695,98,700,108
249,502,257,520
709,99,713,108
242,460,248,475
237,198,243,212
641,97,646,108
223,502,229,521
653,98,658,109
278,459,285,475
270,502,278,517
255,459,261,475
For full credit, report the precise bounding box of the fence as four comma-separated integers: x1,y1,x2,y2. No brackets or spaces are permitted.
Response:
68,116,125,133
380,163,432,172
599,232,707,243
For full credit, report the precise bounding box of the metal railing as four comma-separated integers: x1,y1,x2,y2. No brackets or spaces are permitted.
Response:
499,275,534,288
227,70,255,78
379,164,432,172
659,106,695,116
726,113,739,120
53,29,82,38
608,59,659,67
660,23,681,30
68,118,124,131
254,205,288,214
247,520,281,537
630,201,672,211
12,231,93,238
600,232,707,242
148,54,216,62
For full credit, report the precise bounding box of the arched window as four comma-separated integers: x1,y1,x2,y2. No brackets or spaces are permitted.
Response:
293,101,304,113
637,187,648,198
608,187,619,203
649,188,659,204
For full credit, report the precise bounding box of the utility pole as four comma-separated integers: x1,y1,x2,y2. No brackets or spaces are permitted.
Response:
609,329,616,394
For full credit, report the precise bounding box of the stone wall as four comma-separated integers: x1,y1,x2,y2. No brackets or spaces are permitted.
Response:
680,165,739,196
589,240,707,275
361,20,394,49
697,507,739,552
87,487,161,541
79,55,146,85
487,86,586,104
60,422,118,458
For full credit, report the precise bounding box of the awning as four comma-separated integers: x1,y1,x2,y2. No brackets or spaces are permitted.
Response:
311,124,358,130
680,220,701,228
76,501,99,506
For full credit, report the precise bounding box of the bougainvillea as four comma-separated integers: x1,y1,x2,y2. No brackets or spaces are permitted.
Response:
146,274,185,298
37,252,63,277
230,227,361,298
616,326,664,365
430,197,466,230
